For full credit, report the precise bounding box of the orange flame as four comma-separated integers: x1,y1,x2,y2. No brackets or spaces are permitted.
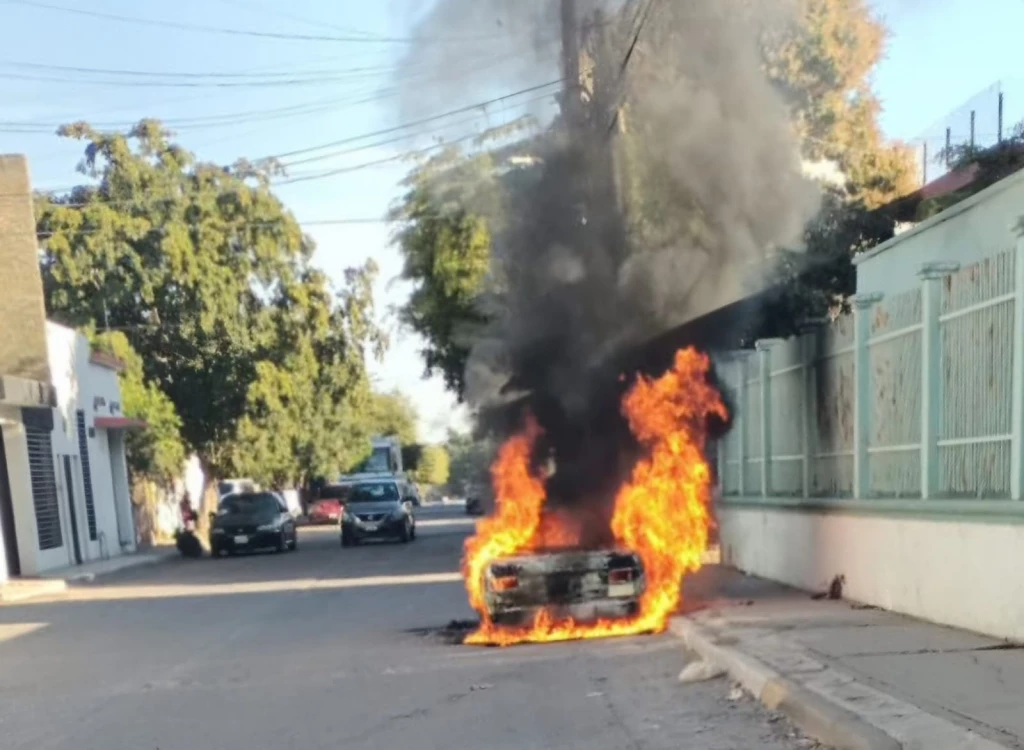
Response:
462,347,727,646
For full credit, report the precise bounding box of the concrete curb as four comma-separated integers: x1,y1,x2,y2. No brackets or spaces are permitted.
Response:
669,618,901,750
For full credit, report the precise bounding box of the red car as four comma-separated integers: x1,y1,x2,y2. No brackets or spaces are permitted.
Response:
307,499,341,525
307,485,350,525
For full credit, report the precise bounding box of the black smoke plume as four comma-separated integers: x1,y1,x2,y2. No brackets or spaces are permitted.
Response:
393,0,818,544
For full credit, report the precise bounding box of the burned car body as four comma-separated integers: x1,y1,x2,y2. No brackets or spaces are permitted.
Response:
483,548,645,626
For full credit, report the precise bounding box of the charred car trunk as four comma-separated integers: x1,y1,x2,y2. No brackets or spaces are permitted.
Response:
483,548,645,626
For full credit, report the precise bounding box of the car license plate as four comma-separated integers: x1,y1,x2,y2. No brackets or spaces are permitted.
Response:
363,523,379,532
608,582,634,597
233,535,249,545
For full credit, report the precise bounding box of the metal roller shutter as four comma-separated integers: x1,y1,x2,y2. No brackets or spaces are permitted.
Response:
75,411,97,541
26,425,62,551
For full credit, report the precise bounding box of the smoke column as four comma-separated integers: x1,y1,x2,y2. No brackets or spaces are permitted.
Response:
392,0,820,540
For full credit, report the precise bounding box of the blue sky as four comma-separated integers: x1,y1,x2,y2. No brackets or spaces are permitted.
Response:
1,0,1022,442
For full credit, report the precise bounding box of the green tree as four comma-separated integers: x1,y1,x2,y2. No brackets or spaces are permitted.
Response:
414,444,450,486
445,429,493,493
760,0,918,208
231,264,381,489
90,330,185,482
38,120,380,519
366,390,419,445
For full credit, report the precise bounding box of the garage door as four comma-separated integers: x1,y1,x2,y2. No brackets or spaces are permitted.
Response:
26,425,62,551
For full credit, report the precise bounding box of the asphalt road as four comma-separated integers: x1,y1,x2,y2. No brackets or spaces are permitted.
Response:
0,504,821,750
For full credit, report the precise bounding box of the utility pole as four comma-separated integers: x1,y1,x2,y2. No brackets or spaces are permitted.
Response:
560,0,583,134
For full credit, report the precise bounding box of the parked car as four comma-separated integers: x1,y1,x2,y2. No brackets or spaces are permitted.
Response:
210,492,298,556
340,479,416,546
308,484,349,525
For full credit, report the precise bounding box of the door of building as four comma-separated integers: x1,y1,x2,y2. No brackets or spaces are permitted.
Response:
0,429,21,577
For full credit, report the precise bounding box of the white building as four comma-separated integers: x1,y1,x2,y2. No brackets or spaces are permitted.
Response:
714,167,1024,641
0,323,141,579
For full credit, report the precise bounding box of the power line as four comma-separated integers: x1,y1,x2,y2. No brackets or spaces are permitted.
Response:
281,94,552,169
266,79,563,161
606,0,660,136
2,0,524,44
0,59,395,81
209,0,381,38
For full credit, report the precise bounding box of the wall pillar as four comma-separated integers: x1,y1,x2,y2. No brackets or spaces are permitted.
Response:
735,352,751,495
1012,239,1024,500
853,293,883,498
755,339,784,497
919,262,959,499
799,322,825,499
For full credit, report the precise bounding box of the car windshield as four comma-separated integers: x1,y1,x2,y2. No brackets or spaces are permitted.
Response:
346,483,399,504
219,493,280,516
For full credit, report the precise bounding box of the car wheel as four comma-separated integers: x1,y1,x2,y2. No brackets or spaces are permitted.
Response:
410,524,416,541
210,544,221,558
275,532,287,553
399,520,411,544
341,530,351,548
288,534,298,552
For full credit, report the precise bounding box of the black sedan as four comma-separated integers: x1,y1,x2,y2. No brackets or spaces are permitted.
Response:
340,480,416,546
210,492,298,556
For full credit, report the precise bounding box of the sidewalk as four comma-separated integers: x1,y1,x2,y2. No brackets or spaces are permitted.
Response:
672,565,1024,750
1,546,176,603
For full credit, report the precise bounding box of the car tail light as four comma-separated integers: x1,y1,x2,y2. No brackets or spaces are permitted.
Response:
609,568,635,584
492,575,519,592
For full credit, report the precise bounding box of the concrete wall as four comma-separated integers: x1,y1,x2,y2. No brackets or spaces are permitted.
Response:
717,168,1024,641
0,155,50,383
719,505,1024,642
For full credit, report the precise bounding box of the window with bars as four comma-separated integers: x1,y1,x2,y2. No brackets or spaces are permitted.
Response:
26,425,62,551
75,411,97,541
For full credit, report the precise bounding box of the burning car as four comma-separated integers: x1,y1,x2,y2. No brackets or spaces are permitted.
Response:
483,548,645,626
461,349,727,647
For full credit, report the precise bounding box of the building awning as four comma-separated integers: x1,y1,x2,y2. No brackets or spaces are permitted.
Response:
94,416,147,431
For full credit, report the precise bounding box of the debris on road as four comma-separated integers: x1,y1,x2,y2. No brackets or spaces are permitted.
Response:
678,659,725,683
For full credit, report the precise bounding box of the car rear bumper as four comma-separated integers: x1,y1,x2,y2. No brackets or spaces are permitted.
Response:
482,549,645,624
342,518,408,540
211,530,284,552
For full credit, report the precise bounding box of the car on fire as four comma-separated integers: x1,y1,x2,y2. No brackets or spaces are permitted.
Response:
482,548,645,626
340,479,417,546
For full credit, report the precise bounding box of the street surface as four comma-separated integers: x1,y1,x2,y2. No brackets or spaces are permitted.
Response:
0,505,820,750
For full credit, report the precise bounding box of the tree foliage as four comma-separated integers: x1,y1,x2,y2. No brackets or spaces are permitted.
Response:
445,429,493,493
38,120,382,500
413,444,450,486
760,0,918,207
366,390,419,445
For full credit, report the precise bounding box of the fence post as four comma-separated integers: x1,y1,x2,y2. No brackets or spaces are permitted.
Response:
735,352,749,496
756,339,783,497
853,294,882,498
919,261,959,499
1012,239,1024,500
800,322,825,499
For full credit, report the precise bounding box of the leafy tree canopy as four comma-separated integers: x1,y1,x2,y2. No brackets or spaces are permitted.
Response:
38,120,383,500
413,443,450,487
366,390,419,445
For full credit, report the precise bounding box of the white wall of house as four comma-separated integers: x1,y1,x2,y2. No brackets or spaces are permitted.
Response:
41,322,136,571
716,168,1024,641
